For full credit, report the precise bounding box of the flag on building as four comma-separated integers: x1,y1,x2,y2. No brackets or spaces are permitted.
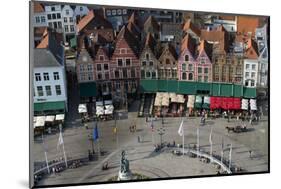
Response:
209,128,213,144
93,124,99,142
57,132,64,150
151,119,154,132
178,120,184,136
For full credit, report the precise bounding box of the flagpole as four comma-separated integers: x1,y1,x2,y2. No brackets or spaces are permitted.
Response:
59,124,68,168
229,143,232,171
209,128,213,162
42,134,50,174
182,119,184,155
197,127,200,158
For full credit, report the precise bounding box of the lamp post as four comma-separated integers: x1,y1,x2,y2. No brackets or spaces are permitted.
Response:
157,127,165,147
88,134,95,154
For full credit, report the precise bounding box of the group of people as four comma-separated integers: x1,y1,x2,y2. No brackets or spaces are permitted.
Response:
129,124,137,132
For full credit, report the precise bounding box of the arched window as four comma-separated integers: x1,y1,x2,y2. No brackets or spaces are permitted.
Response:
185,55,189,61
182,72,187,80
166,59,170,64
188,73,193,80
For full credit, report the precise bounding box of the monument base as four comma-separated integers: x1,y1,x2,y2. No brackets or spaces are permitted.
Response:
118,170,132,181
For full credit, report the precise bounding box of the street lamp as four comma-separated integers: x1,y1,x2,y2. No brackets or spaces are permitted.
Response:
157,127,165,147
88,134,95,154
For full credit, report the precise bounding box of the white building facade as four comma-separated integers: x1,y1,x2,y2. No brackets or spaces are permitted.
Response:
45,5,64,33
61,5,76,42
243,59,259,88
74,5,89,18
33,4,48,28
256,24,268,87
33,48,68,115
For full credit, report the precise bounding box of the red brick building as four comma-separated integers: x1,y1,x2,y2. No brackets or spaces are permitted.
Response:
110,26,140,97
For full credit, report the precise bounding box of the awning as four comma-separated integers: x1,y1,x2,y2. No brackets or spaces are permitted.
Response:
241,99,249,110
187,95,195,108
250,99,257,110
45,115,55,122
79,82,97,97
78,104,87,113
96,106,104,116
34,116,46,128
105,105,114,115
55,114,65,121
34,101,65,112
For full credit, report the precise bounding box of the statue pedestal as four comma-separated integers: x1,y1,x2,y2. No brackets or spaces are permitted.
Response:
118,170,132,181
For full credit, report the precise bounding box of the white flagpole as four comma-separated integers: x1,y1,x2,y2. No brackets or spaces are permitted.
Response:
197,127,200,157
59,124,68,168
182,120,184,155
209,128,213,162
229,143,232,171
42,134,50,174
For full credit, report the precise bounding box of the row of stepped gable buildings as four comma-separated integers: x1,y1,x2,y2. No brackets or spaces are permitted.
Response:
32,2,268,111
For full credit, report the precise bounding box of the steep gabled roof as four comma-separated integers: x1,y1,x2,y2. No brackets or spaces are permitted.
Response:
183,20,201,37
115,26,140,57
144,32,157,51
144,16,160,31
198,40,213,60
180,34,197,57
77,10,112,32
34,2,44,13
34,49,62,67
245,38,259,59
160,43,178,60
126,21,140,39
200,28,228,53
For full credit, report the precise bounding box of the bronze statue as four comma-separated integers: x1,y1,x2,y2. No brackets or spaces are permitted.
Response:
120,150,129,173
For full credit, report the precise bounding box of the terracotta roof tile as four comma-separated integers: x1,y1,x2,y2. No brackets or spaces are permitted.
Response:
34,2,44,13
237,16,260,36
144,16,160,31
183,20,201,36
144,32,157,52
200,28,228,53
180,34,197,57
34,27,48,38
77,10,95,32
198,40,213,60
36,29,63,49
245,38,259,59
116,26,140,57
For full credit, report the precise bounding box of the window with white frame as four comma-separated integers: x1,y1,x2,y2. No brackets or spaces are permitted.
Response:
99,55,104,61
251,72,255,78
37,86,44,96
105,72,110,80
69,17,73,22
200,57,206,64
80,7,83,11
97,64,102,71
35,16,40,23
120,48,126,54
64,17,67,23
35,73,41,81
112,10,116,15
252,64,256,70
41,16,46,23
43,73,49,80
66,9,69,15
115,70,119,78
64,25,69,32
53,72,59,80
97,73,102,80
117,9,122,15
246,64,250,70
70,25,74,32
88,74,93,81
125,59,131,66
246,72,250,77
45,86,52,96
79,64,85,72
104,64,109,70
106,10,111,16
87,64,93,72
117,59,123,67
55,85,62,95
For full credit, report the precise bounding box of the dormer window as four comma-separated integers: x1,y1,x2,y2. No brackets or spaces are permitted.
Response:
82,56,88,62
200,57,206,64
146,53,149,60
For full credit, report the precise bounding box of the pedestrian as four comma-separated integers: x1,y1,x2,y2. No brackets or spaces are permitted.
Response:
52,167,56,174
249,150,252,159
173,140,176,147
137,136,140,143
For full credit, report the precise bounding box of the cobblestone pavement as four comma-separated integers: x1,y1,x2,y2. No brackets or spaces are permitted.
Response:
35,108,268,186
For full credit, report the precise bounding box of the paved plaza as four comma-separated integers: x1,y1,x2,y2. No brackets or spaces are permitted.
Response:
34,108,268,186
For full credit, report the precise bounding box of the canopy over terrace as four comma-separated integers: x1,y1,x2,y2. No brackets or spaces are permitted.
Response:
140,79,256,98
